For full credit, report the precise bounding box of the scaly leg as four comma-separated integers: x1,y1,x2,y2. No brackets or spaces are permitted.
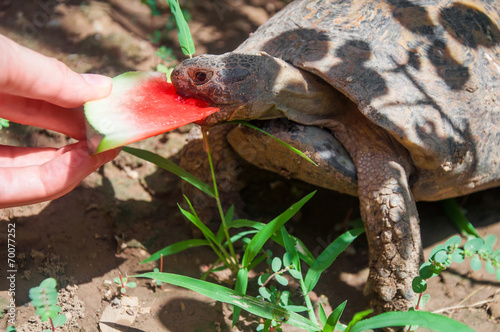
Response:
334,113,423,313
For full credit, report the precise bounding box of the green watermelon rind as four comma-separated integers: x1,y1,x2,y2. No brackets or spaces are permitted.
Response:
84,71,167,154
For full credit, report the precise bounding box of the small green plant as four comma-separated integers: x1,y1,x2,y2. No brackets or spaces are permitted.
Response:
441,199,482,238
113,272,137,295
142,0,195,57
0,118,9,130
155,45,177,62
254,228,363,331
408,233,499,331
151,254,164,290
28,278,66,332
406,198,500,331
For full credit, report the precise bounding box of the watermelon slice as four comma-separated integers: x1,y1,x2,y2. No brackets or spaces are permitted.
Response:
84,71,219,153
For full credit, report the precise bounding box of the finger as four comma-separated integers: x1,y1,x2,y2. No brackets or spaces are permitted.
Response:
0,34,112,108
0,141,120,208
0,145,59,167
0,93,87,140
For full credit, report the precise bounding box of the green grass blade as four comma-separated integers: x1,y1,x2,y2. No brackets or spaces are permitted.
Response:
141,0,161,16
166,0,195,56
283,305,308,312
224,230,259,247
441,198,481,238
230,120,318,166
263,319,272,332
181,196,234,268
305,228,364,293
135,272,320,331
201,264,226,277
232,268,249,326
227,219,266,230
349,311,475,332
271,233,316,266
346,309,373,332
281,226,301,272
246,253,267,271
319,303,328,326
217,205,235,242
141,239,209,263
242,191,316,268
227,218,316,266
123,146,215,197
323,300,347,332
179,199,219,246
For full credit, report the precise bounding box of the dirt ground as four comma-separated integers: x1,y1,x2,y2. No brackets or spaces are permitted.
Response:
0,1,499,331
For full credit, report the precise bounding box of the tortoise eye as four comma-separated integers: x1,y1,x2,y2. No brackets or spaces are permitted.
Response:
192,70,212,85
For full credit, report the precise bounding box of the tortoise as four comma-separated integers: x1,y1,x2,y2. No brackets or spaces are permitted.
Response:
171,0,500,313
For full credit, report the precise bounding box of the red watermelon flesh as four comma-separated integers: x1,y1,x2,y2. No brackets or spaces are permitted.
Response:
84,71,219,153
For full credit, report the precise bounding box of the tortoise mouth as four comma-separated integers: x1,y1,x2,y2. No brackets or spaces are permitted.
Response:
197,104,247,126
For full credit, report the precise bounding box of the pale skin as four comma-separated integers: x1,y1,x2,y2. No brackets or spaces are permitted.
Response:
0,34,119,208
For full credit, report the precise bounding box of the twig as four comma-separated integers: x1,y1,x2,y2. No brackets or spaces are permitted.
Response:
457,286,484,306
433,298,494,314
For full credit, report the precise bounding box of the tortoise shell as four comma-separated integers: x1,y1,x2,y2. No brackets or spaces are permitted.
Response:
233,0,500,201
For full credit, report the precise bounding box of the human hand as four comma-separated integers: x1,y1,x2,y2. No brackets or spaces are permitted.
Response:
0,34,119,208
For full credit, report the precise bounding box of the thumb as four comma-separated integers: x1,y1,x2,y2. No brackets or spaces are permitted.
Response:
0,34,112,108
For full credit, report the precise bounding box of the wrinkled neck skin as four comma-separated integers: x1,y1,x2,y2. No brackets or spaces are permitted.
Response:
219,53,346,126
171,52,349,128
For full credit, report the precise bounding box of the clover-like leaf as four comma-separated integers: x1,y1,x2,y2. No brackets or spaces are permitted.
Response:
280,291,290,306
451,249,465,263
470,255,482,271
283,252,292,267
485,259,495,274
445,235,462,249
419,262,439,279
258,274,270,286
275,274,289,286
52,314,67,327
464,238,484,252
484,234,498,247
412,276,427,293
434,250,449,264
259,287,272,301
419,294,431,309
39,278,57,290
429,244,447,260
272,257,282,273
288,268,302,280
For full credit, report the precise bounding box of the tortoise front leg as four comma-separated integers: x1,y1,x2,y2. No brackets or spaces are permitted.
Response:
334,113,423,314
357,148,422,313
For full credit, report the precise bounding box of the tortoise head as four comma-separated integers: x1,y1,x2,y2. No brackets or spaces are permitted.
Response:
171,52,289,125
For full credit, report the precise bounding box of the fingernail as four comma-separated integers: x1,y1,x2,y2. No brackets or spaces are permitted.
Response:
81,73,113,88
